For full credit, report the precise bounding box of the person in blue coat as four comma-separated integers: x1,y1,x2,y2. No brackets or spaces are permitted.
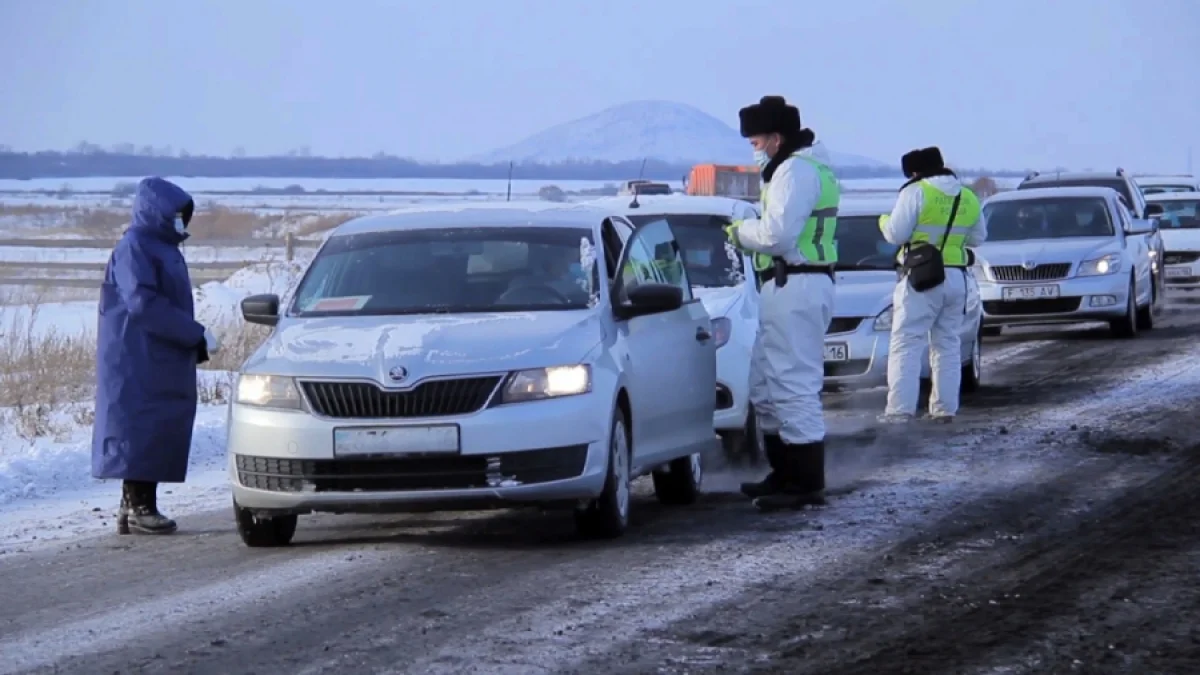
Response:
91,177,222,535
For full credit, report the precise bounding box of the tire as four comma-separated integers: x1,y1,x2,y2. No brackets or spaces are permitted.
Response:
717,405,763,466
1109,278,1139,338
1136,274,1157,330
960,328,983,394
574,407,632,539
981,326,1003,337
652,450,703,506
234,499,298,548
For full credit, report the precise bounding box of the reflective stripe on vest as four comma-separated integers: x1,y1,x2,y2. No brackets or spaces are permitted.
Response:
752,153,841,272
894,181,982,267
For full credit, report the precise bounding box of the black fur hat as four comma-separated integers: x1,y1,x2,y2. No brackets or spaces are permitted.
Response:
739,95,802,138
901,146,946,178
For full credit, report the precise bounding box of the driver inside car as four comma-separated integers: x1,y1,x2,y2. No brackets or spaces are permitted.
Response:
504,244,587,303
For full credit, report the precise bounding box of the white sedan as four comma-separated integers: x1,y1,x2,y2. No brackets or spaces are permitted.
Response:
586,195,762,461
227,203,716,545
821,199,984,392
1147,192,1200,289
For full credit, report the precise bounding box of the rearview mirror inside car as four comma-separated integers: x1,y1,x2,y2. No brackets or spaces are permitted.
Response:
614,283,683,319
241,293,281,327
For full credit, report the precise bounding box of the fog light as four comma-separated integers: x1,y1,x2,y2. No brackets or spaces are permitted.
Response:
1089,295,1118,307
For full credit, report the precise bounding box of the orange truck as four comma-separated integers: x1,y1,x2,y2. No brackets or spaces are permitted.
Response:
684,164,761,201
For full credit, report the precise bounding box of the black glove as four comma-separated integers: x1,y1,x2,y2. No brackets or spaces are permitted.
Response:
197,339,210,365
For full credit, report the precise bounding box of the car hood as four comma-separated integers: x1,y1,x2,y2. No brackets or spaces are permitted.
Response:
1160,229,1200,252
975,238,1118,265
245,311,604,380
693,285,745,318
832,270,894,318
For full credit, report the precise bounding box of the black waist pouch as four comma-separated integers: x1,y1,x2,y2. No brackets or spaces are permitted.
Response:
901,192,961,293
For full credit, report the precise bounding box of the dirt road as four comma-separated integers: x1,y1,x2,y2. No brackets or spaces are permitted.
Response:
3,299,1200,675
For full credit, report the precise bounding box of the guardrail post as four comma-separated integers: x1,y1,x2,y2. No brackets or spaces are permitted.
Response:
285,233,295,262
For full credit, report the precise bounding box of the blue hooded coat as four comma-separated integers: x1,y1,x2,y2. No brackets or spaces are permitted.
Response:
91,177,207,483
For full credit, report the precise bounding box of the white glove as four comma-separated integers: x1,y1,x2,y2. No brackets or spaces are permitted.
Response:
203,327,222,354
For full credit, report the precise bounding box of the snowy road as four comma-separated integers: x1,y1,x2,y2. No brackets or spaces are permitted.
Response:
3,299,1200,674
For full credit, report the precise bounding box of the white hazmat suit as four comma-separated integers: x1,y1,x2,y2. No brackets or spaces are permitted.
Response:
880,175,988,418
736,141,836,444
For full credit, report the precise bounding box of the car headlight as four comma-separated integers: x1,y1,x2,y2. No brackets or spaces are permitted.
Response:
235,374,303,410
873,306,893,332
501,365,592,403
711,317,732,349
1077,254,1122,277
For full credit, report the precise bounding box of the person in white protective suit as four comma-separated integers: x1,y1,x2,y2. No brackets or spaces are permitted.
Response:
723,95,840,511
878,147,986,423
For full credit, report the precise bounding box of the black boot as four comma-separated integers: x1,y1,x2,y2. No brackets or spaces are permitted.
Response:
117,480,178,535
753,440,826,511
740,434,786,498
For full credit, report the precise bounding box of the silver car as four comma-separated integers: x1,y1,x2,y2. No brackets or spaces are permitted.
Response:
975,186,1161,337
822,200,984,392
227,204,717,546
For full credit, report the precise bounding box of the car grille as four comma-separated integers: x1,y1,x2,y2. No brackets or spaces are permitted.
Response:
825,359,871,377
235,445,588,492
1164,251,1200,265
989,263,1072,282
983,298,1082,316
301,376,502,419
827,317,863,334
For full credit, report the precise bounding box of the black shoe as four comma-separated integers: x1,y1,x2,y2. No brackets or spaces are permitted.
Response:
117,481,177,535
754,440,826,511
741,434,786,498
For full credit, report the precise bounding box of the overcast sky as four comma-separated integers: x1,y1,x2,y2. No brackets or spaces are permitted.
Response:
2,0,1197,171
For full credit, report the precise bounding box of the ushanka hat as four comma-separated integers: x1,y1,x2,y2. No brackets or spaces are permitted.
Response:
900,146,946,178
739,95,802,138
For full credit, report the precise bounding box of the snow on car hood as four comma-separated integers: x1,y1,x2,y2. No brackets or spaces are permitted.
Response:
693,286,744,319
975,238,1119,266
832,271,895,318
245,311,604,381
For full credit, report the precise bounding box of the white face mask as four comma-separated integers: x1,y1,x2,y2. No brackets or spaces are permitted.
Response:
753,150,770,169
174,217,187,235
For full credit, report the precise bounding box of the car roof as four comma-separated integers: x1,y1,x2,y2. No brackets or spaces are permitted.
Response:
1146,191,1200,201
1021,171,1132,184
331,202,610,236
986,186,1117,203
585,194,751,216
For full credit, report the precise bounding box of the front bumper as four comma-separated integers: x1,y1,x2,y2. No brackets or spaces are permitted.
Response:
227,391,610,515
979,274,1131,326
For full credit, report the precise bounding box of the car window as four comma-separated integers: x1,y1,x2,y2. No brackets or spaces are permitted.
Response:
1020,177,1133,209
620,219,693,301
1142,185,1193,195
982,197,1115,241
1152,198,1200,228
831,215,899,270
626,213,746,287
291,226,597,316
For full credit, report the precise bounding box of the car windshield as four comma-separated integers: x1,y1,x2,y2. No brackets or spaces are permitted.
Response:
290,226,597,316
1142,185,1193,195
833,215,899,270
983,197,1115,241
1151,199,1200,229
626,213,745,287
1021,178,1134,207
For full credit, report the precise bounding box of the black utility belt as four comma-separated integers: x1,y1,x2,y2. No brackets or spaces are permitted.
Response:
756,263,835,286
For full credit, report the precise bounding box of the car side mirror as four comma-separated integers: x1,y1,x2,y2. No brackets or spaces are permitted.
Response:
1126,219,1155,235
1144,203,1165,218
613,283,683,319
241,293,281,326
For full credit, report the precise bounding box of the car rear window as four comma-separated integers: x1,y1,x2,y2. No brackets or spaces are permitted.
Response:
983,197,1115,241
291,226,597,316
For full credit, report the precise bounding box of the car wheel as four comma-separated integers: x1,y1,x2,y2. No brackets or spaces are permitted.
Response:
981,326,1002,337
717,405,764,466
1110,277,1138,339
960,328,983,394
234,499,298,548
652,448,703,506
574,407,631,539
1136,275,1157,330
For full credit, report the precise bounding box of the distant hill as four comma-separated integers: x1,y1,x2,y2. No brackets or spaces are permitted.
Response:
474,100,890,169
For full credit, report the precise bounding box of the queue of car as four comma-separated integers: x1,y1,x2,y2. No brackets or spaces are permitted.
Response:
225,171,1198,547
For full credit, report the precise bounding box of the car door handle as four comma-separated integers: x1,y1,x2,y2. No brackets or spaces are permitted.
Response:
696,327,711,342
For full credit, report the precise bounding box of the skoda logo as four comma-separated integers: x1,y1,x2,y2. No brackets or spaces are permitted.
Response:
1022,261,1037,270
387,366,409,382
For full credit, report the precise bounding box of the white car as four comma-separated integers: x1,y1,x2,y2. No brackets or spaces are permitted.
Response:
1134,174,1200,195
585,195,761,460
975,187,1161,338
1147,192,1200,289
227,204,716,545
821,199,984,392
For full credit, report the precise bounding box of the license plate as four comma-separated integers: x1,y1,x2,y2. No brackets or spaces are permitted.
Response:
1167,266,1191,278
333,425,460,457
824,343,849,362
1001,285,1060,301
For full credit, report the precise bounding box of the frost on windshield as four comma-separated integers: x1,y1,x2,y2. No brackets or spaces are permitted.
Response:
579,237,599,307
724,240,746,285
